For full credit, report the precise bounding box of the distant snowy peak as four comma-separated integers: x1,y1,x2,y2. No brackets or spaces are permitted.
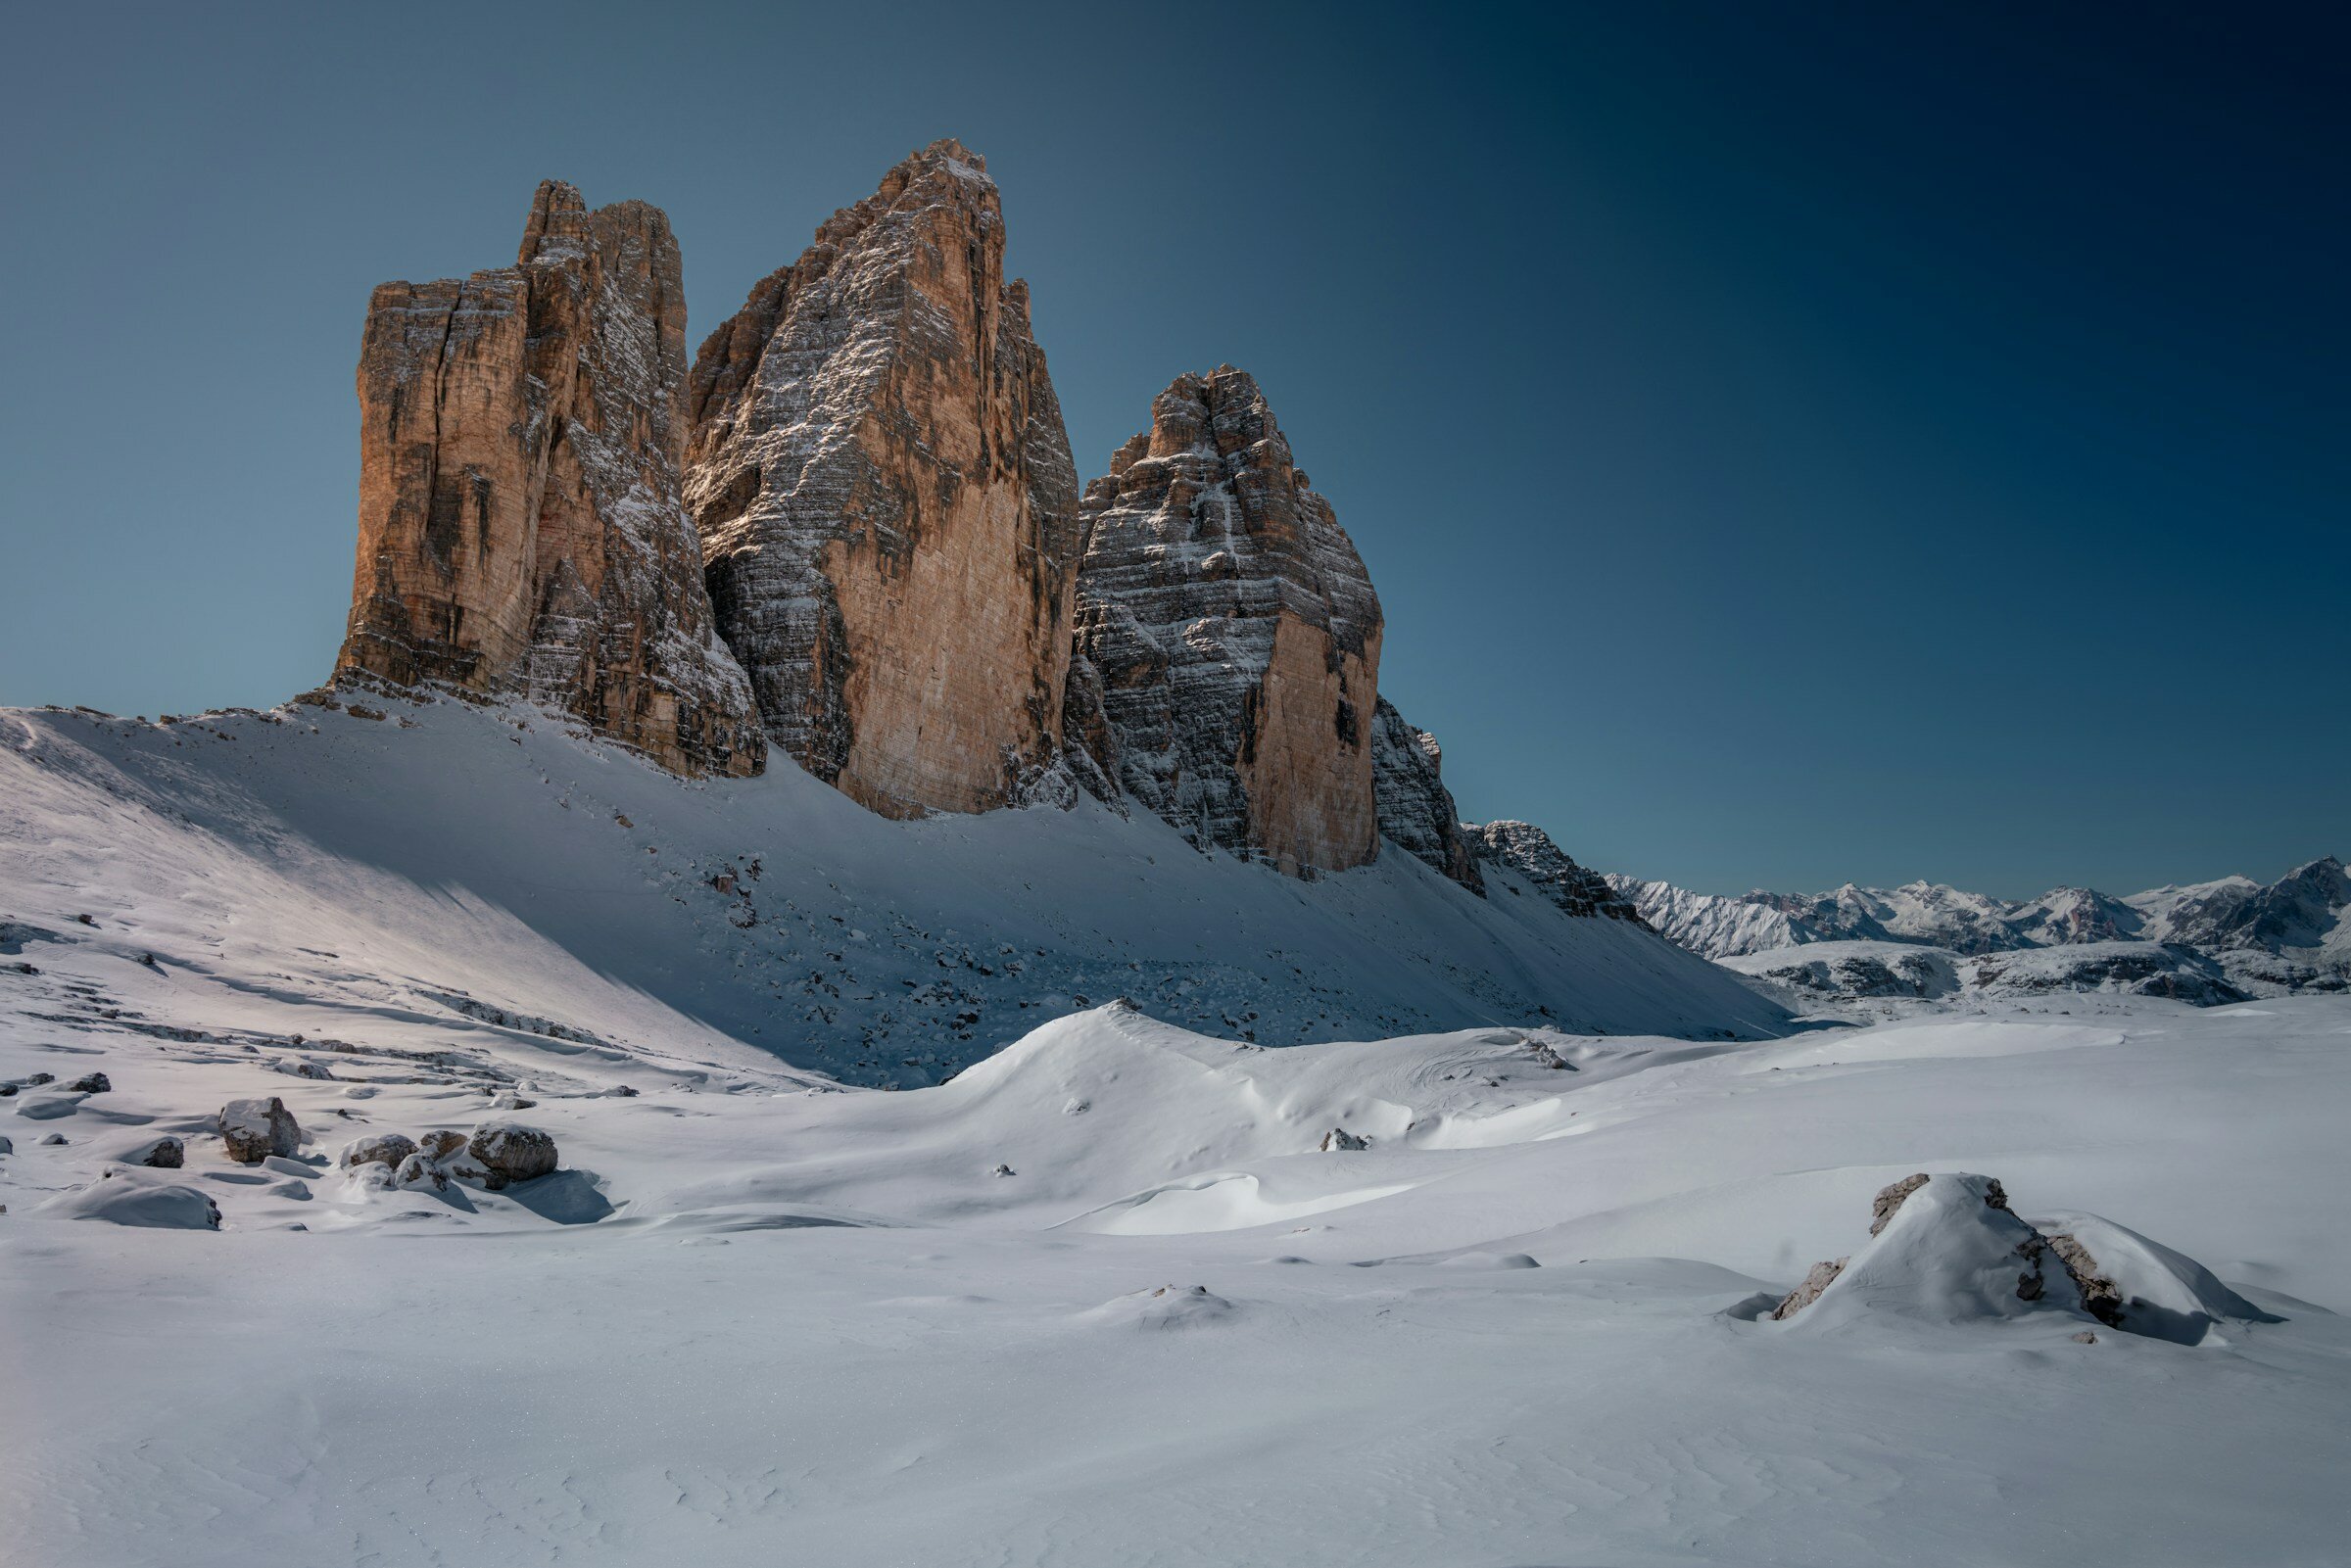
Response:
1616,858,2348,997
2129,857,2349,953
1602,878,1805,958
2009,886,2146,946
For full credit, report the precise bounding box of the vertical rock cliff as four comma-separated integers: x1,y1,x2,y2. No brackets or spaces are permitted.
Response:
684,139,1083,818
336,181,763,779
1070,367,1383,877
1371,698,1485,892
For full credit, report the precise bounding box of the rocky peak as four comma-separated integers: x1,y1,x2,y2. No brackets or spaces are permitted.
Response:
1069,367,1384,877
1370,698,1483,892
685,140,1082,818
333,180,762,778
1471,822,1645,921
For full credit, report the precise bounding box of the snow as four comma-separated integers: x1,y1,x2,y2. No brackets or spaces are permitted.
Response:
4,951,2349,1564
4,699,2348,1563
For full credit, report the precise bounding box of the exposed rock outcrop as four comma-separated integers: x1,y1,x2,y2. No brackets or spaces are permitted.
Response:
1070,367,1383,877
685,140,1083,817
1370,698,1484,892
218,1097,301,1164
336,179,763,779
1471,822,1644,921
468,1121,558,1184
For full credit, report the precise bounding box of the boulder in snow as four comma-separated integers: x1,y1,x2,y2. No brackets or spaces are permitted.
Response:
218,1097,302,1163
467,1122,557,1186
1319,1127,1371,1152
339,1133,417,1170
65,1071,112,1094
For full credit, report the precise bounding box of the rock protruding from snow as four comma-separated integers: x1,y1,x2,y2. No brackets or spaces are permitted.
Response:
1869,1172,1929,1236
335,179,763,780
1069,367,1383,878
1319,1127,1370,1152
218,1097,302,1164
685,140,1083,818
1471,822,1644,922
1773,1173,2077,1328
1771,1172,2259,1344
339,1133,417,1171
468,1122,558,1185
1370,698,1483,893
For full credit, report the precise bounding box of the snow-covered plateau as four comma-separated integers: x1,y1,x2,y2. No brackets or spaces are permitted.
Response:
4,698,2348,1566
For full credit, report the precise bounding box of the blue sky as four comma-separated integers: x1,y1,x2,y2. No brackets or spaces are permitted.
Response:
1,1,2340,897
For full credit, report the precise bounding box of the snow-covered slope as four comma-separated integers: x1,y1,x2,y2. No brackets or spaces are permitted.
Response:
3,977,2344,1566
0,696,1783,1089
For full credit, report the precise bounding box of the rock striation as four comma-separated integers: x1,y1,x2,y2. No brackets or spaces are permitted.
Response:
1070,367,1383,877
335,180,762,779
1370,698,1483,892
685,140,1083,818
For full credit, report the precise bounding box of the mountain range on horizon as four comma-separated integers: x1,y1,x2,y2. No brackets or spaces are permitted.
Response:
1607,855,2351,1002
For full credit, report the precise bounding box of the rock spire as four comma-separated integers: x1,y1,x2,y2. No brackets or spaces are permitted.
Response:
1069,367,1383,877
684,139,1083,818
335,180,762,778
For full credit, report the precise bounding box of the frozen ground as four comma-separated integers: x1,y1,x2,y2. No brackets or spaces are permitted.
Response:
2,980,2346,1565
2,699,2346,1565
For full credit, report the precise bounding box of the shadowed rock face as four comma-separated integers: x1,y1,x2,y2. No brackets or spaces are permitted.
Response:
1471,821,1645,921
336,181,763,779
1371,698,1484,893
1070,367,1384,878
684,139,1083,819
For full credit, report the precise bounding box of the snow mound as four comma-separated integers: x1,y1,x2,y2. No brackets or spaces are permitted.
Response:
1772,1173,2098,1333
2030,1209,2279,1346
1772,1172,2265,1345
40,1174,221,1229
1077,1283,1237,1330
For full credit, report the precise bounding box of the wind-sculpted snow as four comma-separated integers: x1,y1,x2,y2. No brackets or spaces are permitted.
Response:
3,947,2346,1566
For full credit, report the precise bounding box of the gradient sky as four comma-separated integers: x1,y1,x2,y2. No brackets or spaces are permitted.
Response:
1,1,2341,898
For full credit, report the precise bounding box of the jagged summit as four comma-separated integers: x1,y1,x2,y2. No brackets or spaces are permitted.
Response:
685,141,1080,819
333,180,763,779
1068,366,1383,877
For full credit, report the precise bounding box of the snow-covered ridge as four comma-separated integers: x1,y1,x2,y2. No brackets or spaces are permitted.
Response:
0,696,1784,1090
1610,859,2348,998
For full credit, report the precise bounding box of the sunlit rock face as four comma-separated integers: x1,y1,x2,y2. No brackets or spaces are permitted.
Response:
684,139,1083,818
1070,367,1383,878
337,180,763,779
